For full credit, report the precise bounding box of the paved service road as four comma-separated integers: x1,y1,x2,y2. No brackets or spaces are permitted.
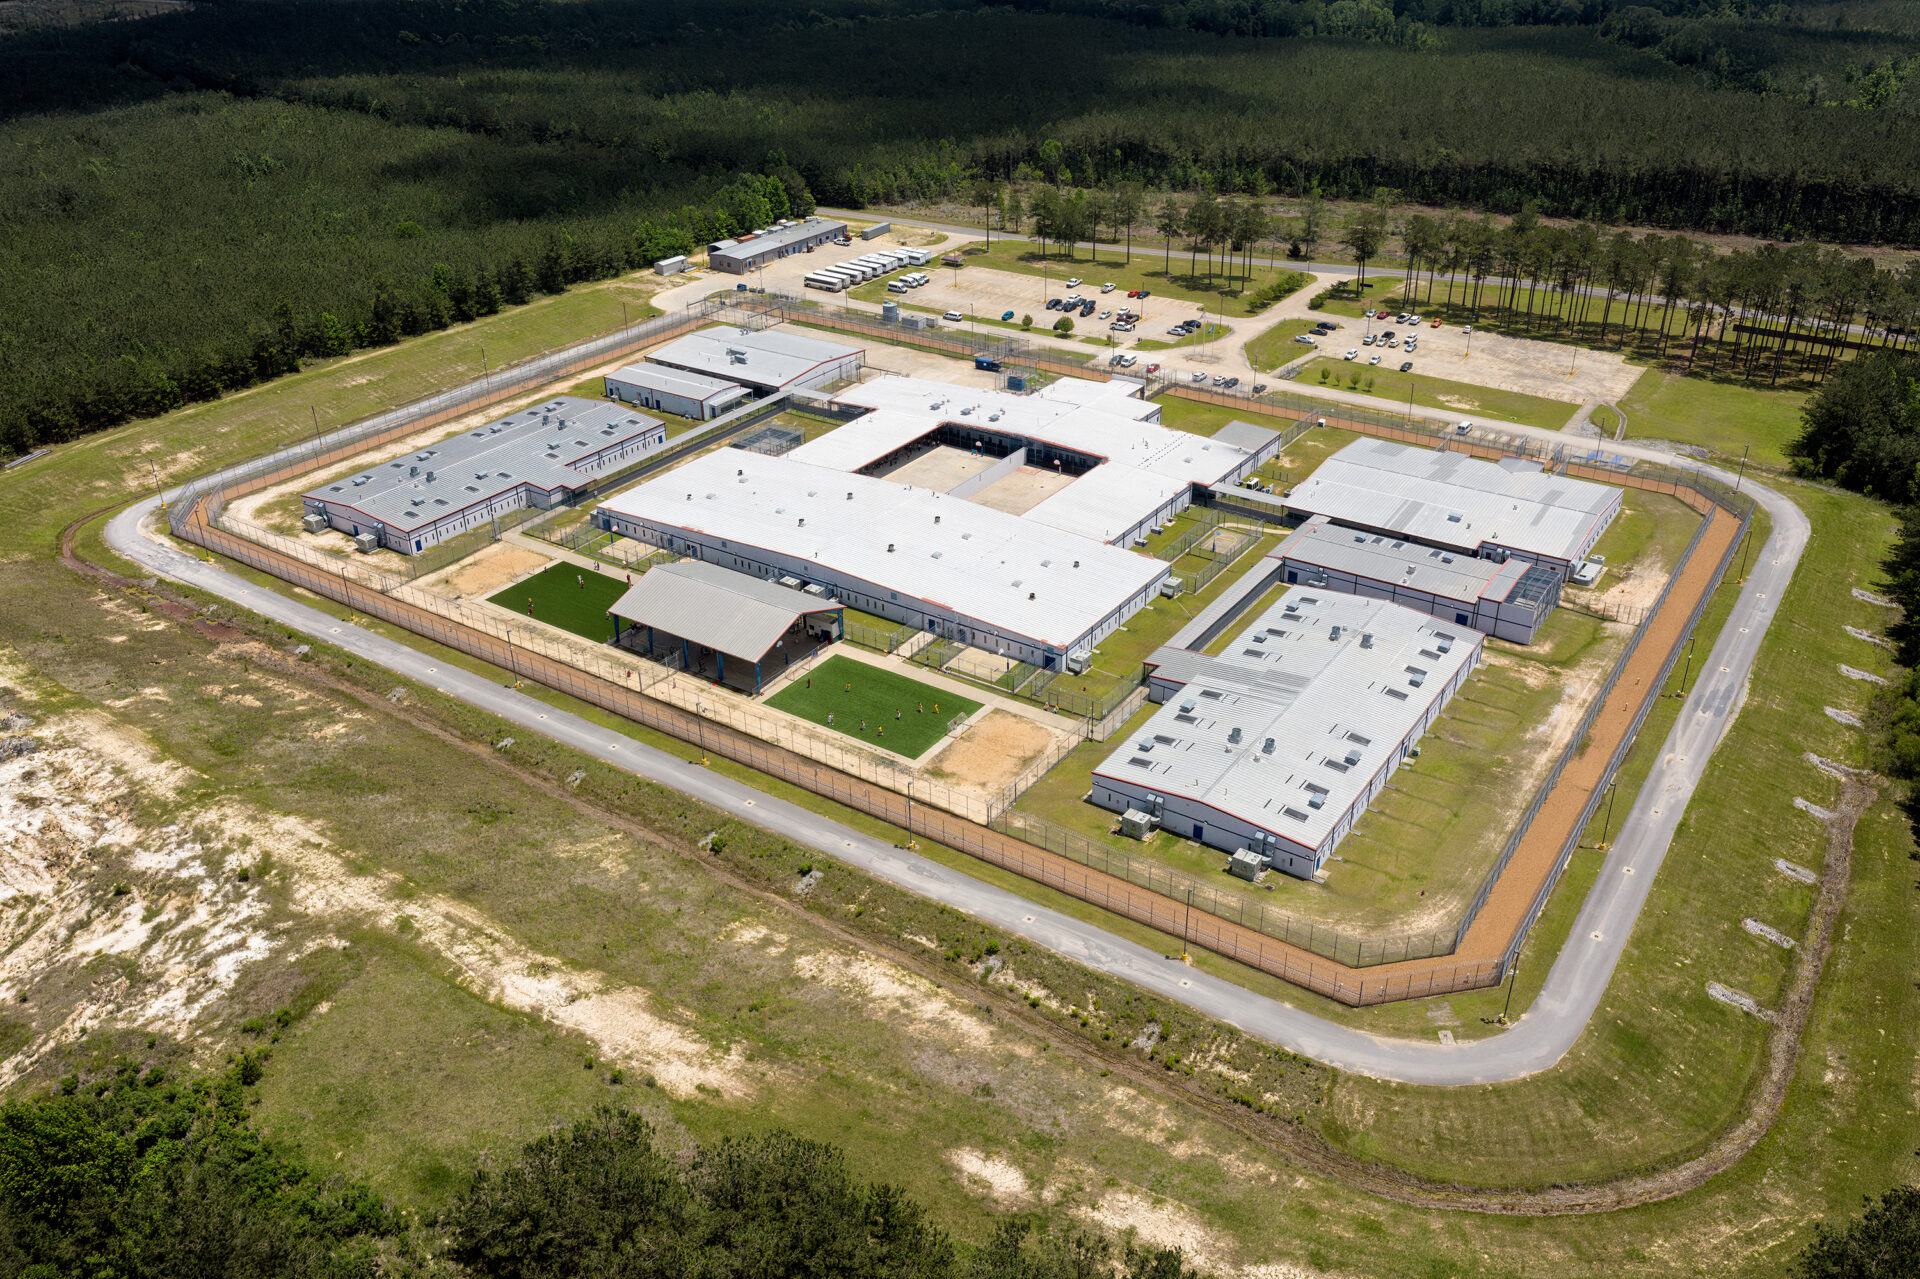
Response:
106,423,1804,1084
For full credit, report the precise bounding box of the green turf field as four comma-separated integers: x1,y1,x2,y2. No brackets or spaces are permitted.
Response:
767,655,981,756
487,562,626,641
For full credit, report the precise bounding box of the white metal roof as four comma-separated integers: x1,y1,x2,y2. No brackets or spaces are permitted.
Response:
609,560,840,660
791,375,1256,542
596,448,1168,651
709,218,846,266
305,397,663,534
1095,589,1481,851
606,362,752,406
1286,439,1621,563
646,326,861,389
1274,515,1534,606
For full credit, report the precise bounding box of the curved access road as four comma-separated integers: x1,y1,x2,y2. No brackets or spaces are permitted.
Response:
105,431,1804,1084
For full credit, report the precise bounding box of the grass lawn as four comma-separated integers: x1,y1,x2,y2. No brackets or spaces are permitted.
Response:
1242,318,1324,371
766,654,980,756
1619,367,1808,471
1297,356,1582,430
488,562,627,640
1131,320,1233,353
1306,276,1404,319
958,240,1308,317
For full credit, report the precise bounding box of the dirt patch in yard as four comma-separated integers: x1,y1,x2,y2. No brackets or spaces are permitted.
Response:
427,541,553,599
927,709,1059,791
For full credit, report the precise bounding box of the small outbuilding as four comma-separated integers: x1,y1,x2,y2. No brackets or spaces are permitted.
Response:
604,363,752,420
609,560,845,695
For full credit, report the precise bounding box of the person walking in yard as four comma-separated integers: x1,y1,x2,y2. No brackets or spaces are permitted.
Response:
827,712,834,726
917,701,922,713
860,719,867,731
577,574,584,589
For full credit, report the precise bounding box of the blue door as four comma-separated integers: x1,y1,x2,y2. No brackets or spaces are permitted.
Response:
1192,823,1203,840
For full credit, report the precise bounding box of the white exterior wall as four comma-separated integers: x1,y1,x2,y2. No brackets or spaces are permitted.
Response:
1275,557,1543,644
597,510,1162,666
1091,642,1480,877
308,423,666,554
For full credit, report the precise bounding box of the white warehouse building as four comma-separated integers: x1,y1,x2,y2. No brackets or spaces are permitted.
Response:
1285,439,1622,572
302,398,666,555
1091,589,1482,879
707,217,847,273
604,362,752,420
593,449,1170,667
643,326,863,396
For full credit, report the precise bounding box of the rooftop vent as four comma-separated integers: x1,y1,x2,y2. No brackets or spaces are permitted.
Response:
1329,625,1342,641
1179,700,1197,714
798,517,806,527
1228,727,1243,745
887,543,896,553
1136,740,1154,753
1262,737,1276,754
934,514,941,524
1447,512,1463,523
1344,748,1362,766
847,492,854,500
1361,631,1375,649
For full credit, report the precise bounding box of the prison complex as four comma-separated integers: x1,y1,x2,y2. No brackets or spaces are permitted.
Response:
301,398,666,555
593,375,1282,668
1286,439,1622,570
1091,588,1483,879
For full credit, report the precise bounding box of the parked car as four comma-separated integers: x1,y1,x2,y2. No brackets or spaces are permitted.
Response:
1396,313,1410,323
1046,298,1061,310
1119,354,1138,367
1252,383,1267,393
1101,282,1116,293
1455,420,1474,434
1462,325,1474,335
943,310,964,321
1431,319,1442,327
1127,289,1142,298
1408,315,1421,325
1191,371,1207,382
1099,309,1112,319
1386,338,1399,348
1137,289,1152,298
1293,334,1317,345
1362,334,1376,346
1212,375,1227,386
1114,322,1135,332
1001,310,1015,321
1399,361,1413,372
1344,349,1359,360
1223,376,1239,388
1066,277,1083,287
1368,354,1382,365
1146,363,1160,374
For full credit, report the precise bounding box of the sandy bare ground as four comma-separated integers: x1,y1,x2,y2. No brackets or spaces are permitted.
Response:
927,709,1061,791
0,662,751,1099
424,541,553,599
971,465,1074,515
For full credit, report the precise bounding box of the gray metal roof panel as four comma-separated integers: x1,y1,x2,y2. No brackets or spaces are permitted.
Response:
609,560,838,659
305,397,663,533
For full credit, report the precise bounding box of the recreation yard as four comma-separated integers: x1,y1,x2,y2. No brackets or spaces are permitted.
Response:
486,561,627,641
767,654,981,757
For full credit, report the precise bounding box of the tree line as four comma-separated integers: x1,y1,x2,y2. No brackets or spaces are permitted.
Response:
0,1055,1209,1279
6,0,1919,454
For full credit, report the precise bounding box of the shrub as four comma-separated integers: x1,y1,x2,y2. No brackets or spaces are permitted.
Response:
1021,313,1033,329
1053,316,1073,334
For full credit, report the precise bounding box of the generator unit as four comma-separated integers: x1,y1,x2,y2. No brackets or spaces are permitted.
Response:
352,532,380,554
1065,648,1092,674
1159,577,1183,599
301,513,329,535
1228,849,1266,882
1119,808,1159,841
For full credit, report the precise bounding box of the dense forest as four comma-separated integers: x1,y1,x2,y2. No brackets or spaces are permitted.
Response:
0,1056,1205,1278
1,0,1917,453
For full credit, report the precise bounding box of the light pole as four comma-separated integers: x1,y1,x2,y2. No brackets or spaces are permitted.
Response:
480,345,491,394
310,405,324,454
1598,779,1618,849
1406,378,1416,428
1733,444,1750,495
147,459,166,511
1677,634,1697,697
1181,885,1194,962
1499,960,1520,1025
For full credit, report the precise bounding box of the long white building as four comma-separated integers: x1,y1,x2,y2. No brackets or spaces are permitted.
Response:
302,398,666,555
592,374,1282,669
1285,439,1621,571
594,449,1168,666
643,326,862,396
1091,589,1482,879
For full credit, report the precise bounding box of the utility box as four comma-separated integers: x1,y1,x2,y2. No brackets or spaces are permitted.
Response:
1066,648,1092,674
1228,850,1266,882
1120,809,1158,840
1159,577,1183,598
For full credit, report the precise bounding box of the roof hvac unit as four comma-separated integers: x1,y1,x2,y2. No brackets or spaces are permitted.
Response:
1120,809,1159,840
1227,727,1243,746
777,575,804,591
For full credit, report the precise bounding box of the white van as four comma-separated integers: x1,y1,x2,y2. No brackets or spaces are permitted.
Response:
887,280,908,293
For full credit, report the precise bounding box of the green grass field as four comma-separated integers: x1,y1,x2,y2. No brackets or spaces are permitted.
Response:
958,240,1307,317
766,655,980,756
1619,367,1808,471
488,562,627,640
